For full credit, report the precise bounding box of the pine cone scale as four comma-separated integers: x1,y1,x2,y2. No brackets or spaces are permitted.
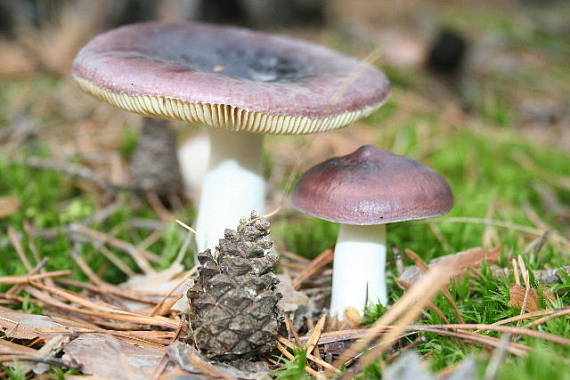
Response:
188,212,283,361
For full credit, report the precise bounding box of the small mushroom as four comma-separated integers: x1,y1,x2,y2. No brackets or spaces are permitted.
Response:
291,145,453,317
72,22,390,251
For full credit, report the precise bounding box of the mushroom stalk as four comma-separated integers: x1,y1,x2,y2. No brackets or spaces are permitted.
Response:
178,132,211,196
131,118,183,197
195,128,266,251
330,223,387,317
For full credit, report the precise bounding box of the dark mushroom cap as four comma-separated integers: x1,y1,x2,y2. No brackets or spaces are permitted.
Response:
291,145,453,225
72,22,390,135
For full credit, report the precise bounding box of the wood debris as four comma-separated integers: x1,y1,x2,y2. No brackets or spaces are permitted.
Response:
399,246,500,285
0,196,21,218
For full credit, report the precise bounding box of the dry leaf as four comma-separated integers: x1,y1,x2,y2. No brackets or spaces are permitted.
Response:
344,307,362,328
120,265,192,313
23,335,69,375
0,338,38,355
508,284,539,312
384,351,435,380
0,196,21,218
276,274,309,313
399,247,500,285
159,368,215,380
0,307,67,340
62,334,166,380
66,376,119,380
167,342,271,380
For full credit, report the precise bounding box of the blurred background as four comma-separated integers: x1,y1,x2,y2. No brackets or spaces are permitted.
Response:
0,0,568,256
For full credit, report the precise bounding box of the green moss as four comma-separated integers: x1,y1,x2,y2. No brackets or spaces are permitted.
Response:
273,218,338,259
119,124,140,159
274,348,312,380
498,343,570,380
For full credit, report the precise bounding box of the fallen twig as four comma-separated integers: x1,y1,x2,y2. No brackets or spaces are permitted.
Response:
492,307,570,326
404,248,465,323
22,156,121,194
278,336,340,374
293,248,334,289
493,266,570,284
24,285,179,330
0,270,72,285
69,224,157,274
276,341,320,378
524,309,570,329
8,226,33,271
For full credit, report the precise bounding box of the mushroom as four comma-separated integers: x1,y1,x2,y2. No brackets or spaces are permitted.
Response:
72,22,390,251
130,117,184,199
291,145,454,317
177,132,211,197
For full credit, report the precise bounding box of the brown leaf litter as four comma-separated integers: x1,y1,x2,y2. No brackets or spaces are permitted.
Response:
398,246,501,285
508,284,540,312
63,334,165,380
2,214,570,379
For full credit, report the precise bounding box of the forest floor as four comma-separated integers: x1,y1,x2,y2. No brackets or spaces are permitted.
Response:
0,1,569,379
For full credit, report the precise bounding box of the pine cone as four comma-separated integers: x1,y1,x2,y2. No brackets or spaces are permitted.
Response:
188,211,283,361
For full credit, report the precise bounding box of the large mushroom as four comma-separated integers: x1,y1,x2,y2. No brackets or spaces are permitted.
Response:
72,22,390,251
291,145,454,317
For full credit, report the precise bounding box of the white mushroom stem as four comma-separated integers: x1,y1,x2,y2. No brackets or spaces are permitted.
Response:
195,128,266,251
330,223,387,318
178,132,211,197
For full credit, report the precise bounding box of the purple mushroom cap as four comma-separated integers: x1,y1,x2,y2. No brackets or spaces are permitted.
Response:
72,22,390,135
291,145,454,225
